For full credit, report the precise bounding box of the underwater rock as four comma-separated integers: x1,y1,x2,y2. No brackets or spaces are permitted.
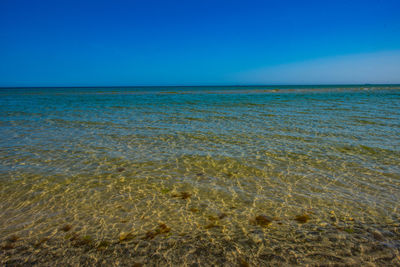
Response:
343,228,354,234
97,240,111,250
218,213,228,219
180,192,191,199
7,235,19,243
143,224,171,240
34,237,49,247
77,235,93,246
207,215,218,221
65,232,79,241
204,213,225,229
160,188,171,194
204,223,218,229
295,214,310,223
189,207,199,213
249,230,264,243
255,215,273,227
119,232,135,242
1,243,14,250
69,234,94,247
329,211,337,223
157,223,171,234
144,231,157,240
60,224,72,232
172,192,192,200
372,230,384,241
238,257,250,267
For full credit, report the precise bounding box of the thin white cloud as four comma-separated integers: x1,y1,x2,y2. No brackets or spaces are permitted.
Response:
236,50,400,84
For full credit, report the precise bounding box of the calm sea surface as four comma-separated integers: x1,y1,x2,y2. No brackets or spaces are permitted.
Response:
1,86,400,265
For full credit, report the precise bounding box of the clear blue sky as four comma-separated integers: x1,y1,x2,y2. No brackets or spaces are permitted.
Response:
1,0,399,86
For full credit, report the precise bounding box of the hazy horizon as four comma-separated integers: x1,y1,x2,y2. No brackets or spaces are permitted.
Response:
1,83,400,89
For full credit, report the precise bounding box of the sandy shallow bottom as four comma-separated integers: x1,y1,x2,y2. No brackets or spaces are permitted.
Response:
1,221,400,266
1,158,399,266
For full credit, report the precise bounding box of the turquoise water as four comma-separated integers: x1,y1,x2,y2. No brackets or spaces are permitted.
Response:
1,86,400,265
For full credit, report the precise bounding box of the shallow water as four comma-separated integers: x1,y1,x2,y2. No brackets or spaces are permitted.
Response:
1,86,400,266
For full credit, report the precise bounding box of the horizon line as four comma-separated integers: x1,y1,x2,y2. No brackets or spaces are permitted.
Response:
1,83,400,89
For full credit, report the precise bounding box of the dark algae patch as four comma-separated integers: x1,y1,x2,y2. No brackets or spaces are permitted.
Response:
254,215,273,227
60,224,72,232
295,214,310,223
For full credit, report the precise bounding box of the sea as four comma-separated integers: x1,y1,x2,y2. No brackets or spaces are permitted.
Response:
1,85,400,265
